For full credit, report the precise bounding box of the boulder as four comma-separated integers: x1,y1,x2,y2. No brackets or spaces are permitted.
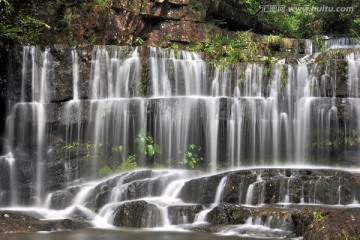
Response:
168,205,203,224
0,211,89,233
298,207,360,240
207,203,251,224
178,173,226,204
112,200,162,228
48,186,81,209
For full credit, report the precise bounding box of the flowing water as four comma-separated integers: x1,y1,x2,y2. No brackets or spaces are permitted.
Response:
305,37,359,55
1,228,281,240
0,44,360,238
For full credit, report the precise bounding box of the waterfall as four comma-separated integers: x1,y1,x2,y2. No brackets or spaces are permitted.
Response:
347,52,360,97
305,37,359,55
1,45,360,208
2,46,50,206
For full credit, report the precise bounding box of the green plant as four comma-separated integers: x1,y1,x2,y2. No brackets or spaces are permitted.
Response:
135,134,162,157
312,129,360,150
187,30,260,66
98,153,137,177
0,0,14,19
267,34,282,51
189,0,206,12
134,37,144,46
280,67,287,89
98,165,113,177
63,9,73,23
314,36,325,53
180,144,203,169
0,10,51,43
209,18,227,27
264,66,272,77
350,18,360,41
313,211,326,221
125,38,132,45
63,141,80,150
113,145,123,153
342,234,358,240
93,0,111,8
115,155,137,172
129,5,139,13
63,141,92,159
89,34,97,44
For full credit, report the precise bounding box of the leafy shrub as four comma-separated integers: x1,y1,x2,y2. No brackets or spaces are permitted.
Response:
98,165,113,177
180,144,203,169
135,134,162,157
115,155,137,172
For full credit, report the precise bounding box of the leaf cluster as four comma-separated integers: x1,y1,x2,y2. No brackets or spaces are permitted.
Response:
0,10,50,43
187,31,259,65
180,144,203,169
135,134,162,157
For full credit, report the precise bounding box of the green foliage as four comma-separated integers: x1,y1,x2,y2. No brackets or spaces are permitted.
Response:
134,37,144,46
115,155,137,172
236,0,360,38
63,141,92,159
93,0,111,8
0,10,50,43
314,36,325,53
187,30,259,65
135,134,162,157
312,211,326,221
189,0,206,12
98,165,113,177
264,65,272,77
98,155,137,177
208,18,227,27
0,0,14,19
312,129,360,150
280,67,287,89
180,144,203,169
63,141,79,150
63,9,73,23
342,234,358,240
267,34,282,51
113,145,123,153
350,18,360,40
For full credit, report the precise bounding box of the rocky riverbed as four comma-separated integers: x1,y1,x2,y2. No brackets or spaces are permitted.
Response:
1,168,360,239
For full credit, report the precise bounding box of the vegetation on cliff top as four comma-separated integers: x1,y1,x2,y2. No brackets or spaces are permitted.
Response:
0,0,359,65
231,0,359,38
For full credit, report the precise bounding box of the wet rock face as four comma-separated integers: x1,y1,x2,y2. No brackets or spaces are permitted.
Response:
207,203,251,224
33,0,211,46
1,43,357,203
168,205,203,224
301,207,360,240
84,170,169,210
50,45,93,102
0,211,89,233
112,200,162,228
49,186,80,209
21,0,265,47
4,168,360,238
179,169,360,206
178,174,226,205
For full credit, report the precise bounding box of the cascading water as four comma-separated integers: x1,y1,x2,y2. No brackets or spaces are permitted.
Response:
1,45,360,239
304,37,359,55
2,46,50,206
